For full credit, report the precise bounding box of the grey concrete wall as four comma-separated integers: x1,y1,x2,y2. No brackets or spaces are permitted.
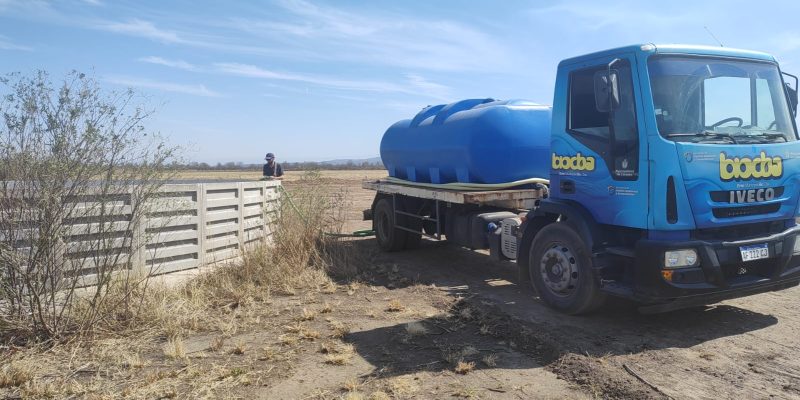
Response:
59,180,281,284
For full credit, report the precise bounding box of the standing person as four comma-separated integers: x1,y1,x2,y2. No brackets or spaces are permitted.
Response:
262,152,284,180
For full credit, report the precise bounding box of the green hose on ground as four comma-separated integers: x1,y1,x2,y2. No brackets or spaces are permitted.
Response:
275,184,376,238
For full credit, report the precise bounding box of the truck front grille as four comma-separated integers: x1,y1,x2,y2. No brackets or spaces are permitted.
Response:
712,203,780,218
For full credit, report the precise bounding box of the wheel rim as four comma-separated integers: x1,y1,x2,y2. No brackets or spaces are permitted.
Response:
539,243,579,297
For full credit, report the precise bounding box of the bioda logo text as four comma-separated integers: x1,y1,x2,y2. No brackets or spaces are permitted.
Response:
719,151,782,181
552,152,595,171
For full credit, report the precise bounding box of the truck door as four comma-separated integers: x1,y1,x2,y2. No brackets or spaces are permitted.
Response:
550,55,648,228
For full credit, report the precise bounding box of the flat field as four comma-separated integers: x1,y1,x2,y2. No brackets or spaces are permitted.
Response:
3,169,800,399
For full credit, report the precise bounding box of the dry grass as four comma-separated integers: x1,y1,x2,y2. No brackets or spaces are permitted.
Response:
231,341,246,355
210,336,225,352
300,328,321,341
482,354,498,367
405,321,428,337
0,173,370,398
321,341,355,365
329,320,351,339
388,376,419,396
300,308,316,321
162,337,186,360
279,334,299,347
0,361,33,388
369,391,391,400
343,377,361,392
386,300,405,312
454,360,476,375
324,353,353,365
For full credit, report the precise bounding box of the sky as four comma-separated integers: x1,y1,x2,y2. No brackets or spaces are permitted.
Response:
1,0,799,163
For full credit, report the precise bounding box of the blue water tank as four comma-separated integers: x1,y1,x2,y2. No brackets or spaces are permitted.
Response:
380,98,552,184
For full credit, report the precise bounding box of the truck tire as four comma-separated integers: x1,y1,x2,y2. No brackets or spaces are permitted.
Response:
374,198,407,252
529,222,606,314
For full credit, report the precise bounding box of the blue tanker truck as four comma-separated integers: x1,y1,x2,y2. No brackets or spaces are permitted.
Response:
363,44,800,314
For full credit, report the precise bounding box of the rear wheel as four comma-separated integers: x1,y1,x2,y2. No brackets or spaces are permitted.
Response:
529,222,606,314
374,198,407,252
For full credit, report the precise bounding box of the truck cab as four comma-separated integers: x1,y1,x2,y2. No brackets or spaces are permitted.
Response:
526,44,800,313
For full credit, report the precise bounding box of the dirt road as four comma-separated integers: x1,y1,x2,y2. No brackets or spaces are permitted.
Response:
324,171,800,399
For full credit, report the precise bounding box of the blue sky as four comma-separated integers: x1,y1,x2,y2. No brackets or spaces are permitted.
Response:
1,0,799,163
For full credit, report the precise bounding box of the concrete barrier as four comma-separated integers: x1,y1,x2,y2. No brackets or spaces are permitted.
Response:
57,180,281,284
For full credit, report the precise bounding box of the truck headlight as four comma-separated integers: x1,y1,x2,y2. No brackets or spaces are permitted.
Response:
664,249,699,269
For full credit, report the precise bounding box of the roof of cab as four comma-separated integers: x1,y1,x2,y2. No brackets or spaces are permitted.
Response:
558,44,776,67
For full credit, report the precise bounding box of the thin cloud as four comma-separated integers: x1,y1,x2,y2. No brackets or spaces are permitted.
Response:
529,3,699,31
96,19,185,44
0,35,32,51
139,56,199,71
105,76,221,97
225,0,514,72
214,62,451,100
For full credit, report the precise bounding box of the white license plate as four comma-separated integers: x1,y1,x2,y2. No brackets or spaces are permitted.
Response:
740,243,769,262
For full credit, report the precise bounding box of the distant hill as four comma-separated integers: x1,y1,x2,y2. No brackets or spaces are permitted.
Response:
318,157,382,166
179,156,384,171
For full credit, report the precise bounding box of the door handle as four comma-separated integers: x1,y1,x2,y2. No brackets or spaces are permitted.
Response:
560,179,575,194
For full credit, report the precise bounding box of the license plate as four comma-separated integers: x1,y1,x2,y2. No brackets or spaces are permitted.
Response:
740,243,769,262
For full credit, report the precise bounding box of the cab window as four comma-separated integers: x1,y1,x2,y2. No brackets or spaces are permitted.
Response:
567,60,639,180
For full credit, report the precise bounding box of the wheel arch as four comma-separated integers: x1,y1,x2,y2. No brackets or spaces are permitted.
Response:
518,198,601,283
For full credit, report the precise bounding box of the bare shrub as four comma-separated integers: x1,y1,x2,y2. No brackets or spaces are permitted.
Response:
0,71,177,342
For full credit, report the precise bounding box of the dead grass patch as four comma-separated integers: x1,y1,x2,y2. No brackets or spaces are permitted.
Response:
300,307,316,321
455,360,476,374
163,336,187,360
388,376,419,396
210,336,225,352
231,341,246,355
405,321,428,337
386,300,405,312
482,354,498,367
369,391,391,400
342,377,361,392
0,361,33,388
329,320,351,339
300,328,321,341
324,353,352,365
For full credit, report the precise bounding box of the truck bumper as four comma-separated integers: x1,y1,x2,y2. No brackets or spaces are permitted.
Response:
631,225,800,313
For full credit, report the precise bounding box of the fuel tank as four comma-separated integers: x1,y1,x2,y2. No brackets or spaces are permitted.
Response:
380,98,552,184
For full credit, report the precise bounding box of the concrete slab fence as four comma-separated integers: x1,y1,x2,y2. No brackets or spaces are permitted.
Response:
55,180,282,284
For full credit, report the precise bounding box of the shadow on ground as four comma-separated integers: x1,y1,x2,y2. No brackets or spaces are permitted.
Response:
325,237,777,374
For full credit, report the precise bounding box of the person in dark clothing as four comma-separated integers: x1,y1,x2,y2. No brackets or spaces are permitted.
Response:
263,152,284,180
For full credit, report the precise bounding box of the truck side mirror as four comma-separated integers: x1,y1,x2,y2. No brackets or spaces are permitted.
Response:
593,69,620,113
786,83,798,117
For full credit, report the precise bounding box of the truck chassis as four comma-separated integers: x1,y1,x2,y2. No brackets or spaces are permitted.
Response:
363,179,800,314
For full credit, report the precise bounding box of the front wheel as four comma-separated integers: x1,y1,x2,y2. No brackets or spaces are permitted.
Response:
529,222,606,314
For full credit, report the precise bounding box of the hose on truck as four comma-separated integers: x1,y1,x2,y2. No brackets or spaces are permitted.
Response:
383,176,550,191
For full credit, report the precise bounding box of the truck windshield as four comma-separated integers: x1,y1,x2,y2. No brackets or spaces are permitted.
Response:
648,56,797,144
